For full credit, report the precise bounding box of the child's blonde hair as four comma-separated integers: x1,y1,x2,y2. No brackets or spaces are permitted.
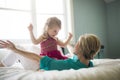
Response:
42,17,61,38
78,34,101,60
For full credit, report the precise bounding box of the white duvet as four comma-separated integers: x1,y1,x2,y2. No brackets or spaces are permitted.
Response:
0,59,120,80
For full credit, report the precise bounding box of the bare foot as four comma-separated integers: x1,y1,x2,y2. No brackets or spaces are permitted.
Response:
0,62,5,67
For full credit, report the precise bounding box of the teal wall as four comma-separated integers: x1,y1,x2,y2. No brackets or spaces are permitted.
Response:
73,0,107,58
107,0,120,58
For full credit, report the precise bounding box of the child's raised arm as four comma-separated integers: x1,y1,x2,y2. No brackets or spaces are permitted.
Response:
28,24,43,44
57,33,73,47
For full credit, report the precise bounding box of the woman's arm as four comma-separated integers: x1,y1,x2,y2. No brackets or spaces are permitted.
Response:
67,43,74,57
0,40,42,62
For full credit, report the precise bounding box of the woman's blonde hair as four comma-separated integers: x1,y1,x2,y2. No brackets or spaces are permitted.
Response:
78,34,101,60
42,17,61,38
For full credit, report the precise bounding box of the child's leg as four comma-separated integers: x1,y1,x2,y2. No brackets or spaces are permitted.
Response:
0,51,19,67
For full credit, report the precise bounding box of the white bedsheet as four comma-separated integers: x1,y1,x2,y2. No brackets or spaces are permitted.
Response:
0,59,120,80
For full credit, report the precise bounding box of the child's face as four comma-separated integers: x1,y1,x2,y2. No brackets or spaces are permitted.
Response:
48,26,60,37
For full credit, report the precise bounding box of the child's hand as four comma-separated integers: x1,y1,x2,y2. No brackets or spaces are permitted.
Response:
28,24,33,32
68,33,73,39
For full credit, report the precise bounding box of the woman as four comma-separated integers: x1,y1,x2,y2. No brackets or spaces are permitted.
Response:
0,34,101,70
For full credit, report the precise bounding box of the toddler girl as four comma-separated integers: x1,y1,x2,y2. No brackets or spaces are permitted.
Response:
28,17,73,60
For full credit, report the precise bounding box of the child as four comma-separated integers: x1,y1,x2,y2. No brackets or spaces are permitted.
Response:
0,34,101,70
28,17,73,60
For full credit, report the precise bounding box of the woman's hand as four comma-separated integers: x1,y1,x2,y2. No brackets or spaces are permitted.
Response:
0,40,16,51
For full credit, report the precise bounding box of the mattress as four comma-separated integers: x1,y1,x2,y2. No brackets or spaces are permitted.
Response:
0,59,120,80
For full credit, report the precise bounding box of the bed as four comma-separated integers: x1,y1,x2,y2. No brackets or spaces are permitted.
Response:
0,59,120,80
0,45,120,80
